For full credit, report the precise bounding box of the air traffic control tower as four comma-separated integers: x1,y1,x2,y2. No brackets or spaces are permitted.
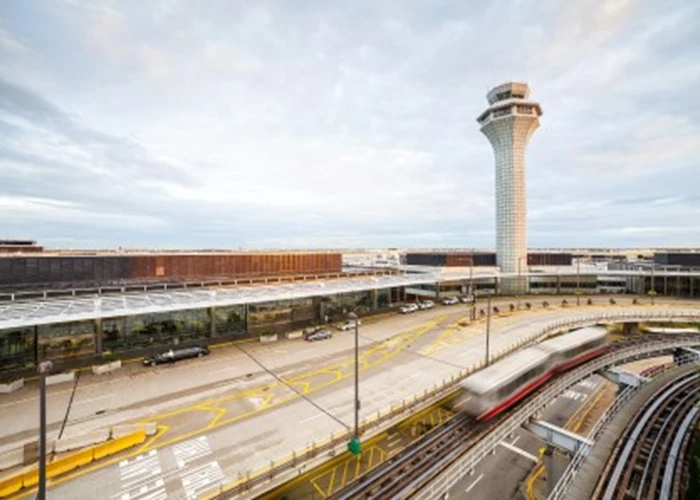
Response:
478,82,542,293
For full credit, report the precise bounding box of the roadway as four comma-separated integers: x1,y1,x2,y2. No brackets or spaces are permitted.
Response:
446,375,606,499
3,296,697,499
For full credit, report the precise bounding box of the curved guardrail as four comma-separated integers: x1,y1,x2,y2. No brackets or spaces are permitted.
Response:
209,309,700,499
413,334,700,500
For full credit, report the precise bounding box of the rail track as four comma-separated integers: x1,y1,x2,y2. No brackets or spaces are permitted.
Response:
597,371,700,500
330,412,485,499
331,337,700,500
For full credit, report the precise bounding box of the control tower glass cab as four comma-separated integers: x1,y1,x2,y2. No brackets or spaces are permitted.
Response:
477,82,542,294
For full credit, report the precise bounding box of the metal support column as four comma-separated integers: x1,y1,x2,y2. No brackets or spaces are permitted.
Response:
208,307,215,337
485,296,491,366
37,361,53,500
94,318,103,356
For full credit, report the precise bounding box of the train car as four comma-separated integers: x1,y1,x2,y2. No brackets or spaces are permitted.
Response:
454,347,552,421
537,326,609,373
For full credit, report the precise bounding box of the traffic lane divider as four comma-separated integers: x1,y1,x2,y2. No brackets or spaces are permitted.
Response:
1,429,147,496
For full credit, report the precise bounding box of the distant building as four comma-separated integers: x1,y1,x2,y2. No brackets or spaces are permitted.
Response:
654,252,700,268
0,240,43,254
0,251,343,289
404,252,571,267
478,82,542,291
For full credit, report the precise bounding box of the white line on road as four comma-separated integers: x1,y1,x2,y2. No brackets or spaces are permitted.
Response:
300,413,324,424
499,440,538,462
511,435,520,446
72,394,111,406
466,473,484,493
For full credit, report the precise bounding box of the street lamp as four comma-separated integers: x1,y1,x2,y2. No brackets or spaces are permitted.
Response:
346,312,361,456
576,259,581,306
38,360,53,500
485,296,491,367
517,257,523,310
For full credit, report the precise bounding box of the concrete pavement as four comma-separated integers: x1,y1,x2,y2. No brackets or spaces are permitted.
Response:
5,296,698,499
447,375,607,499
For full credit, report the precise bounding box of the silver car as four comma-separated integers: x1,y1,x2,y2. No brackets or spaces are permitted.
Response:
305,329,332,341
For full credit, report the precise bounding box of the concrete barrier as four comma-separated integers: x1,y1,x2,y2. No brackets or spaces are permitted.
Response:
46,372,75,386
0,378,24,394
0,447,23,471
111,423,157,439
0,474,22,497
47,448,92,478
2,429,149,495
91,360,122,375
54,429,110,453
260,334,278,343
285,331,303,340
93,430,146,460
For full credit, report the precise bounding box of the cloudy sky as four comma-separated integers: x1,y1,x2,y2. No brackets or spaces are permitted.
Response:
1,0,699,250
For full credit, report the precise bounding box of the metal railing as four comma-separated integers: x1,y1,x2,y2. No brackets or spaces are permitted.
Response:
413,337,700,500
211,311,700,498
548,354,700,500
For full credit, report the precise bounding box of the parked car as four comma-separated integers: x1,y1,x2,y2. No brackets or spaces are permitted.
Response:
305,329,332,341
400,304,419,314
337,319,362,331
442,297,460,305
459,296,475,304
143,346,210,367
418,300,436,310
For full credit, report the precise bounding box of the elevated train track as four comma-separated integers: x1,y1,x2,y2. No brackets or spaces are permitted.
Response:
333,335,700,500
596,371,700,500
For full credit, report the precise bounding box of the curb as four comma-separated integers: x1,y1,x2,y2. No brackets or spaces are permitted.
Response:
0,429,147,498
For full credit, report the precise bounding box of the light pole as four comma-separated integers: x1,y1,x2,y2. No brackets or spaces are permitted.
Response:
347,312,361,456
38,360,53,500
517,258,523,310
485,295,491,367
576,259,581,306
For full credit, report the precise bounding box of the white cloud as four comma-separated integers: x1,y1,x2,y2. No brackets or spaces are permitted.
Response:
1,0,699,249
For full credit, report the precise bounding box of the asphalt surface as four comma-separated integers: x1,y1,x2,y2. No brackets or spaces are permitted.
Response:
2,297,696,499
446,375,605,499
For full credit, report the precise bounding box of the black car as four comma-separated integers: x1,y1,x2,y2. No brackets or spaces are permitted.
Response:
143,346,210,366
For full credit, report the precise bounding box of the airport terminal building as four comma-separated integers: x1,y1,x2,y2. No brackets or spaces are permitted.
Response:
1,248,700,378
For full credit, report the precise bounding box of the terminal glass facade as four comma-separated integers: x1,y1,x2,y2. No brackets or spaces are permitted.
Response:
37,321,95,361
213,305,246,336
103,308,211,352
0,326,35,371
248,298,316,334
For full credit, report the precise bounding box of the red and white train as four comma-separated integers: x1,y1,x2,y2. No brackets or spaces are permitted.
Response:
453,326,609,421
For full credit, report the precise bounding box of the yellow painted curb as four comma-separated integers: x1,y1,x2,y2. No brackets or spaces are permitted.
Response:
3,429,146,497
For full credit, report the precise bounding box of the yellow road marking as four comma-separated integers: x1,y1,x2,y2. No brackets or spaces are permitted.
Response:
135,424,169,454
21,316,448,498
526,464,545,500
205,407,228,430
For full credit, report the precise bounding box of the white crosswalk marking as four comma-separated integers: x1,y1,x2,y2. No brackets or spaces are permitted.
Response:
562,389,586,401
181,461,225,500
173,436,212,468
115,451,166,500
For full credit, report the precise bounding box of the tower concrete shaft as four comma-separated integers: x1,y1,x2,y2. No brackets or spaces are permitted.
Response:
477,82,542,290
